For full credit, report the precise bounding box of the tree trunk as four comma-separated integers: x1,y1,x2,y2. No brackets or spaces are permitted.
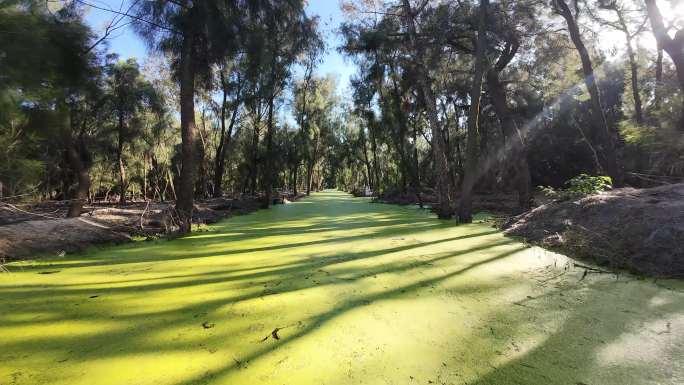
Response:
118,155,126,205
655,44,663,109
645,0,684,131
626,39,644,124
401,0,452,219
62,107,91,218
213,70,241,198
250,107,261,196
176,28,198,234
487,68,532,211
389,70,420,198
117,111,127,205
263,94,275,208
67,140,91,218
306,162,313,195
361,128,373,191
143,153,148,201
412,125,423,207
555,0,622,185
458,0,488,223
615,10,644,125
293,164,299,196
369,126,380,192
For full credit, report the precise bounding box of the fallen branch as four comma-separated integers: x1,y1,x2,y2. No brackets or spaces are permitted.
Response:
574,263,611,274
140,200,151,231
258,323,298,342
0,202,60,220
536,271,566,284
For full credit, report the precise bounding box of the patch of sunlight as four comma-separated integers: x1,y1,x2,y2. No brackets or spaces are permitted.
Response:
2,191,683,385
597,315,684,365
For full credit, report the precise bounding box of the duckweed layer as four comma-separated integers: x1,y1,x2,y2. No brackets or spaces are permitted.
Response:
1,191,683,385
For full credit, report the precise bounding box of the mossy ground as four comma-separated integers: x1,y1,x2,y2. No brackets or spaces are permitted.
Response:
1,191,683,385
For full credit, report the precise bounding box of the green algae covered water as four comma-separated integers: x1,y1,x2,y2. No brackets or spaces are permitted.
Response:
1,190,683,385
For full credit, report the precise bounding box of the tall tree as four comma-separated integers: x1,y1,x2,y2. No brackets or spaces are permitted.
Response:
213,60,243,198
458,0,489,223
401,0,453,219
104,57,161,204
553,0,623,186
486,38,533,211
133,0,241,233
594,0,647,124
260,3,318,208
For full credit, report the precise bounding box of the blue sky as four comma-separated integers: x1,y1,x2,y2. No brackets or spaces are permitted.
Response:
83,0,356,92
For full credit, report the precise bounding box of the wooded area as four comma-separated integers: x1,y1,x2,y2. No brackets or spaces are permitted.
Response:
2,0,683,233
2,1,684,384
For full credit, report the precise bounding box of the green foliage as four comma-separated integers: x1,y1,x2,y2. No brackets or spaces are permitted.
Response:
540,174,613,200
0,124,44,196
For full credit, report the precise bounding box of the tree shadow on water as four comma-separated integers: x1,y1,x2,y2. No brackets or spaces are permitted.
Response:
4,192,681,385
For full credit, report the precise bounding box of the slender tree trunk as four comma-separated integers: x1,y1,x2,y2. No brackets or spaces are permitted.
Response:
176,28,198,234
369,126,380,192
458,0,488,223
263,94,275,208
250,108,260,196
117,112,127,205
197,107,212,198
306,145,315,195
413,126,423,207
361,128,373,191
609,6,645,124
213,70,241,198
167,168,177,201
213,70,229,198
306,161,313,195
402,0,452,218
293,164,299,196
555,0,622,185
389,71,420,198
143,153,148,201
263,31,280,208
655,44,663,109
617,14,644,124
626,39,644,124
62,107,91,218
118,156,126,204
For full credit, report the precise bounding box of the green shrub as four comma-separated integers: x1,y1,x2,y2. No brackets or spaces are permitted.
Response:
540,174,612,200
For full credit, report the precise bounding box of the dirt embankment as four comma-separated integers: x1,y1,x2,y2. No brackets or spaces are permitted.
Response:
0,194,304,261
502,183,684,277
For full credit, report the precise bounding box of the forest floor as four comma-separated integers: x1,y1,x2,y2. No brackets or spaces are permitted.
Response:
503,183,684,277
0,195,300,261
1,191,683,385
